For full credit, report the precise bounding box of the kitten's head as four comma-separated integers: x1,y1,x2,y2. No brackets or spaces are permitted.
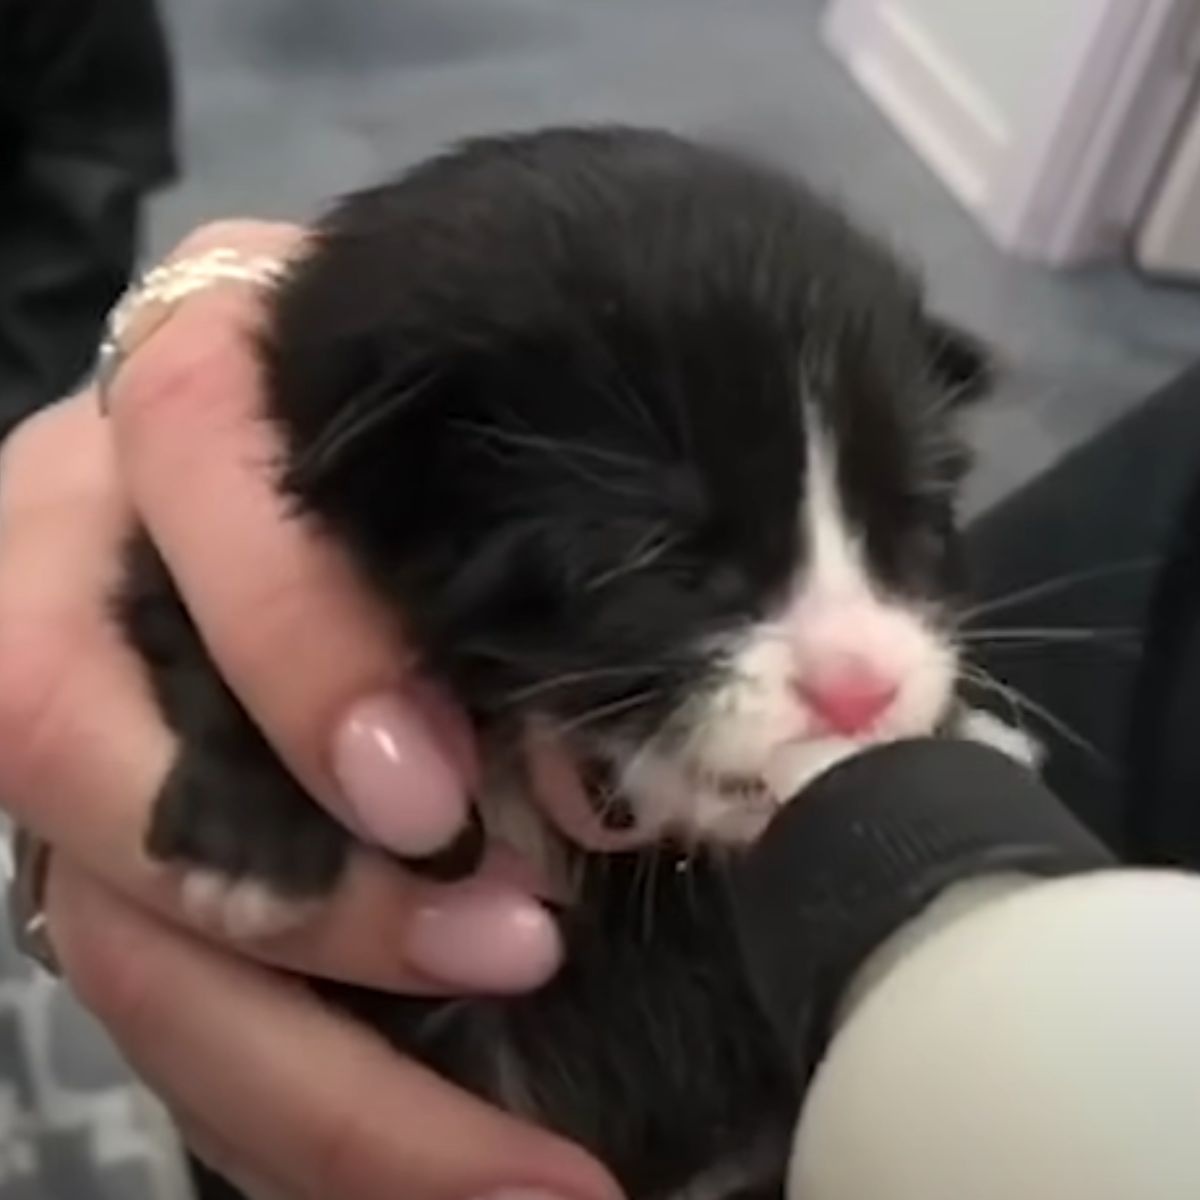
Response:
270,127,991,846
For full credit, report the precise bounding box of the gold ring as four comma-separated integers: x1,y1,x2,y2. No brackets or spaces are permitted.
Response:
95,247,291,415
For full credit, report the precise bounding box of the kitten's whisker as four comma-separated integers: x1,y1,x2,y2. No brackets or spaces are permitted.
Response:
453,417,655,502
502,664,671,705
960,627,1142,654
593,370,662,449
289,370,440,484
957,664,1030,742
553,690,662,736
574,320,672,454
959,625,1142,662
960,557,1160,621
455,422,651,472
661,352,695,459
640,842,664,941
683,843,704,916
967,638,1141,660
585,526,681,592
960,664,1109,769
961,626,1140,641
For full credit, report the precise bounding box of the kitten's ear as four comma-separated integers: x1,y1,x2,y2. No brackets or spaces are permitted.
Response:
923,316,998,405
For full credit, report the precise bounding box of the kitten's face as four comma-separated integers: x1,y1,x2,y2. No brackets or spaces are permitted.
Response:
498,339,970,847
275,128,984,847
354,319,971,848
608,419,960,844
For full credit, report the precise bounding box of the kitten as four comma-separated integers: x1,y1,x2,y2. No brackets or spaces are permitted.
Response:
118,126,1020,1199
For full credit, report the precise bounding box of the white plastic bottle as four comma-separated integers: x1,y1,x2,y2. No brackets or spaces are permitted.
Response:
727,738,1200,1200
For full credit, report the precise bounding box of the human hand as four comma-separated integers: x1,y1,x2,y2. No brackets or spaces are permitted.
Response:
0,220,563,993
47,859,617,1200
0,219,620,1198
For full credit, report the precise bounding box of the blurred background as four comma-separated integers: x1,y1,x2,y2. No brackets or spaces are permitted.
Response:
4,1,1200,1196
146,0,1200,509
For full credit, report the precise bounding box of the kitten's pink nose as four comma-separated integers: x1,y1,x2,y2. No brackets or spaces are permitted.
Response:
794,665,898,736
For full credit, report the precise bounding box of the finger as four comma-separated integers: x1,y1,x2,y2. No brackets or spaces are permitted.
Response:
173,1114,294,1200
0,396,560,994
48,863,622,1200
0,396,171,886
107,221,477,863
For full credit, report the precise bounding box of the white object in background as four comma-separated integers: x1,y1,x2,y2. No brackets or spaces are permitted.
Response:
1136,90,1200,278
789,870,1200,1200
823,0,1200,266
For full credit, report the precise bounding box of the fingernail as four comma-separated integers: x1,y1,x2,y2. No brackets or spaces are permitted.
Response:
332,694,467,856
407,885,562,992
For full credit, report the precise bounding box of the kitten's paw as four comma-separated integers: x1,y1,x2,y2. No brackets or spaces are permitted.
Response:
180,869,322,942
146,748,351,931
957,707,1043,769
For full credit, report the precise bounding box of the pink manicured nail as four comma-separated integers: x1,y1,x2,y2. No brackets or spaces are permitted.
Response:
406,885,562,992
332,694,467,856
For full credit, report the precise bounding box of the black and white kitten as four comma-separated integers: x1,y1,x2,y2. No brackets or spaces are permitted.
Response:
119,126,1027,1200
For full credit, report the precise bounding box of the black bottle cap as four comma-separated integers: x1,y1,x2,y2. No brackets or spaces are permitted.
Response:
725,739,1115,1085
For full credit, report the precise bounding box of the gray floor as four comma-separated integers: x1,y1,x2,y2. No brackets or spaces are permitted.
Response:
150,0,1200,510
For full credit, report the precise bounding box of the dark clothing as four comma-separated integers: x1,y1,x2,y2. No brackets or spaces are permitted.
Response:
966,363,1200,863
0,0,175,438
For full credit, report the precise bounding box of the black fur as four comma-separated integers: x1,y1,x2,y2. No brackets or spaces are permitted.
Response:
123,534,353,895
318,855,796,1199
118,126,989,1198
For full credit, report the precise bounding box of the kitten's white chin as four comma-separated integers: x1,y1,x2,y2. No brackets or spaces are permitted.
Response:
666,708,1042,846
697,737,880,844
756,711,1043,820
620,741,863,846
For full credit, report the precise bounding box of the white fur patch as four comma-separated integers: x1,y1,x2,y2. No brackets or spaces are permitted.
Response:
804,415,865,598
958,707,1044,769
627,412,959,843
